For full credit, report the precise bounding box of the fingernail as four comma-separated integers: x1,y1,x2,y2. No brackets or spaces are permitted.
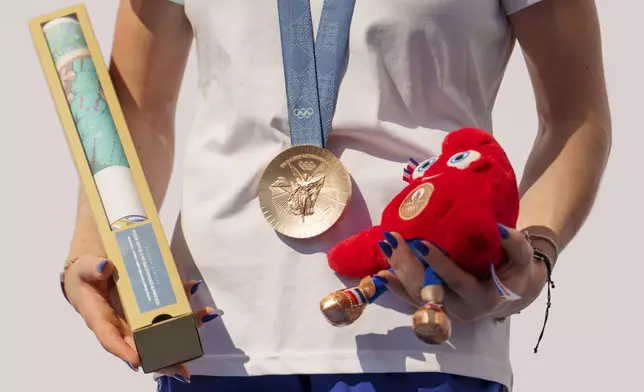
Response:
97,260,108,273
497,224,509,239
383,232,398,248
202,312,219,323
413,241,430,256
124,361,138,372
173,375,190,384
378,241,393,258
190,280,203,296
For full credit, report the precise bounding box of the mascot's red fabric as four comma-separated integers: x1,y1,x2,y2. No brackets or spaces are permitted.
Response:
328,128,520,279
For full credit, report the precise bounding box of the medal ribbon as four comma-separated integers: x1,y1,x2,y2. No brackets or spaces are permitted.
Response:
277,0,356,148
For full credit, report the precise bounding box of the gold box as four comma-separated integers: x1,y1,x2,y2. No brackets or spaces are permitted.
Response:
29,4,203,373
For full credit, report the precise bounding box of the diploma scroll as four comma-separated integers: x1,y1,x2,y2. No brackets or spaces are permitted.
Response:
42,16,147,230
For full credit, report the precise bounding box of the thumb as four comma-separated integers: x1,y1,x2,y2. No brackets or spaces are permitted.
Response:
74,255,115,283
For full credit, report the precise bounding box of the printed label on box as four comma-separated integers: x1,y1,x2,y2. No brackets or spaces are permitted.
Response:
116,223,177,313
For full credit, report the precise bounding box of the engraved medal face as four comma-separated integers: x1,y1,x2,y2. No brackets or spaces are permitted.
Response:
259,145,352,239
399,183,434,220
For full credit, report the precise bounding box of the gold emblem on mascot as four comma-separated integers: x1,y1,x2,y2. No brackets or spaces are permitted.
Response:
399,183,434,220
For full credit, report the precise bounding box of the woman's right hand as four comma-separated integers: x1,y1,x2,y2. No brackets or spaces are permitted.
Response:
63,254,218,383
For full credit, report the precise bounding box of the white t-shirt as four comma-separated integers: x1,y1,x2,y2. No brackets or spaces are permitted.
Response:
165,0,543,389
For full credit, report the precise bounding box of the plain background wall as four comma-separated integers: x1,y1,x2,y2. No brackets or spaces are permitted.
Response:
1,1,640,391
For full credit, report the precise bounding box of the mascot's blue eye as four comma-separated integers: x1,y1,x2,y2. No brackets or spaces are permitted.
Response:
449,151,470,164
412,157,438,179
419,157,436,172
447,150,481,170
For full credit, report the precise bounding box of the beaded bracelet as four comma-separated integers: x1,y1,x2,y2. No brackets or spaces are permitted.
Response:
526,232,560,264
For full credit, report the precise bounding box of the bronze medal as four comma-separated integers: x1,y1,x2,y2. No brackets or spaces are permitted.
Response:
259,145,351,239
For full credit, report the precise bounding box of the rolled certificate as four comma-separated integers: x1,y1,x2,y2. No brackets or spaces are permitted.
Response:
42,16,146,230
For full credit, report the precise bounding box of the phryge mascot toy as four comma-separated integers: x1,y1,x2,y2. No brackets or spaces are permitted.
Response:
320,127,520,344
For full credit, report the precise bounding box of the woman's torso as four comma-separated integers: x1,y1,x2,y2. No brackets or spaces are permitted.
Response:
173,0,522,388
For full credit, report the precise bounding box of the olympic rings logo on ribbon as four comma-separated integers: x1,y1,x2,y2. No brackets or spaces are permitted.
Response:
293,107,315,119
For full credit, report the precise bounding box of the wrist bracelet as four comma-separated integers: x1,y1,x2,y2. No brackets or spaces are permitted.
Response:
500,232,558,353
529,245,556,354
60,257,80,303
525,232,559,264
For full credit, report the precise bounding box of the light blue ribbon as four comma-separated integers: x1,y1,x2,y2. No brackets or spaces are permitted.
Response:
277,0,356,147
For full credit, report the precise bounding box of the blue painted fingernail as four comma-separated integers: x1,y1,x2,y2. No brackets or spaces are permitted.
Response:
378,241,393,258
124,361,137,372
97,260,108,273
383,232,398,248
497,224,509,239
202,312,219,323
190,280,202,296
413,241,430,256
173,375,190,384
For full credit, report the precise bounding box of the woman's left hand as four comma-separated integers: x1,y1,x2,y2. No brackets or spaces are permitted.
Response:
379,224,550,323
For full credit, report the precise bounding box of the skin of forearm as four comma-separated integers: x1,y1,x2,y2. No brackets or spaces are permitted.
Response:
516,112,611,263
505,0,611,265
68,85,175,258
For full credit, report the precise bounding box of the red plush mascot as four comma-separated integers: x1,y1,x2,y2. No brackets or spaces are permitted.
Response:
320,128,520,344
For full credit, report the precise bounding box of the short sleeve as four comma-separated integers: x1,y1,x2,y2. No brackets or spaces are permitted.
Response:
500,0,544,15
167,0,185,5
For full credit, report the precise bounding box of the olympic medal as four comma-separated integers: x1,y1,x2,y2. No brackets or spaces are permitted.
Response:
259,145,352,239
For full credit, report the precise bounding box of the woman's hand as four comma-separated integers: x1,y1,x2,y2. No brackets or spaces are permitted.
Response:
63,254,217,384
379,224,550,323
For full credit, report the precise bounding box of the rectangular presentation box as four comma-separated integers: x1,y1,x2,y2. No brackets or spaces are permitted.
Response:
29,4,203,373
